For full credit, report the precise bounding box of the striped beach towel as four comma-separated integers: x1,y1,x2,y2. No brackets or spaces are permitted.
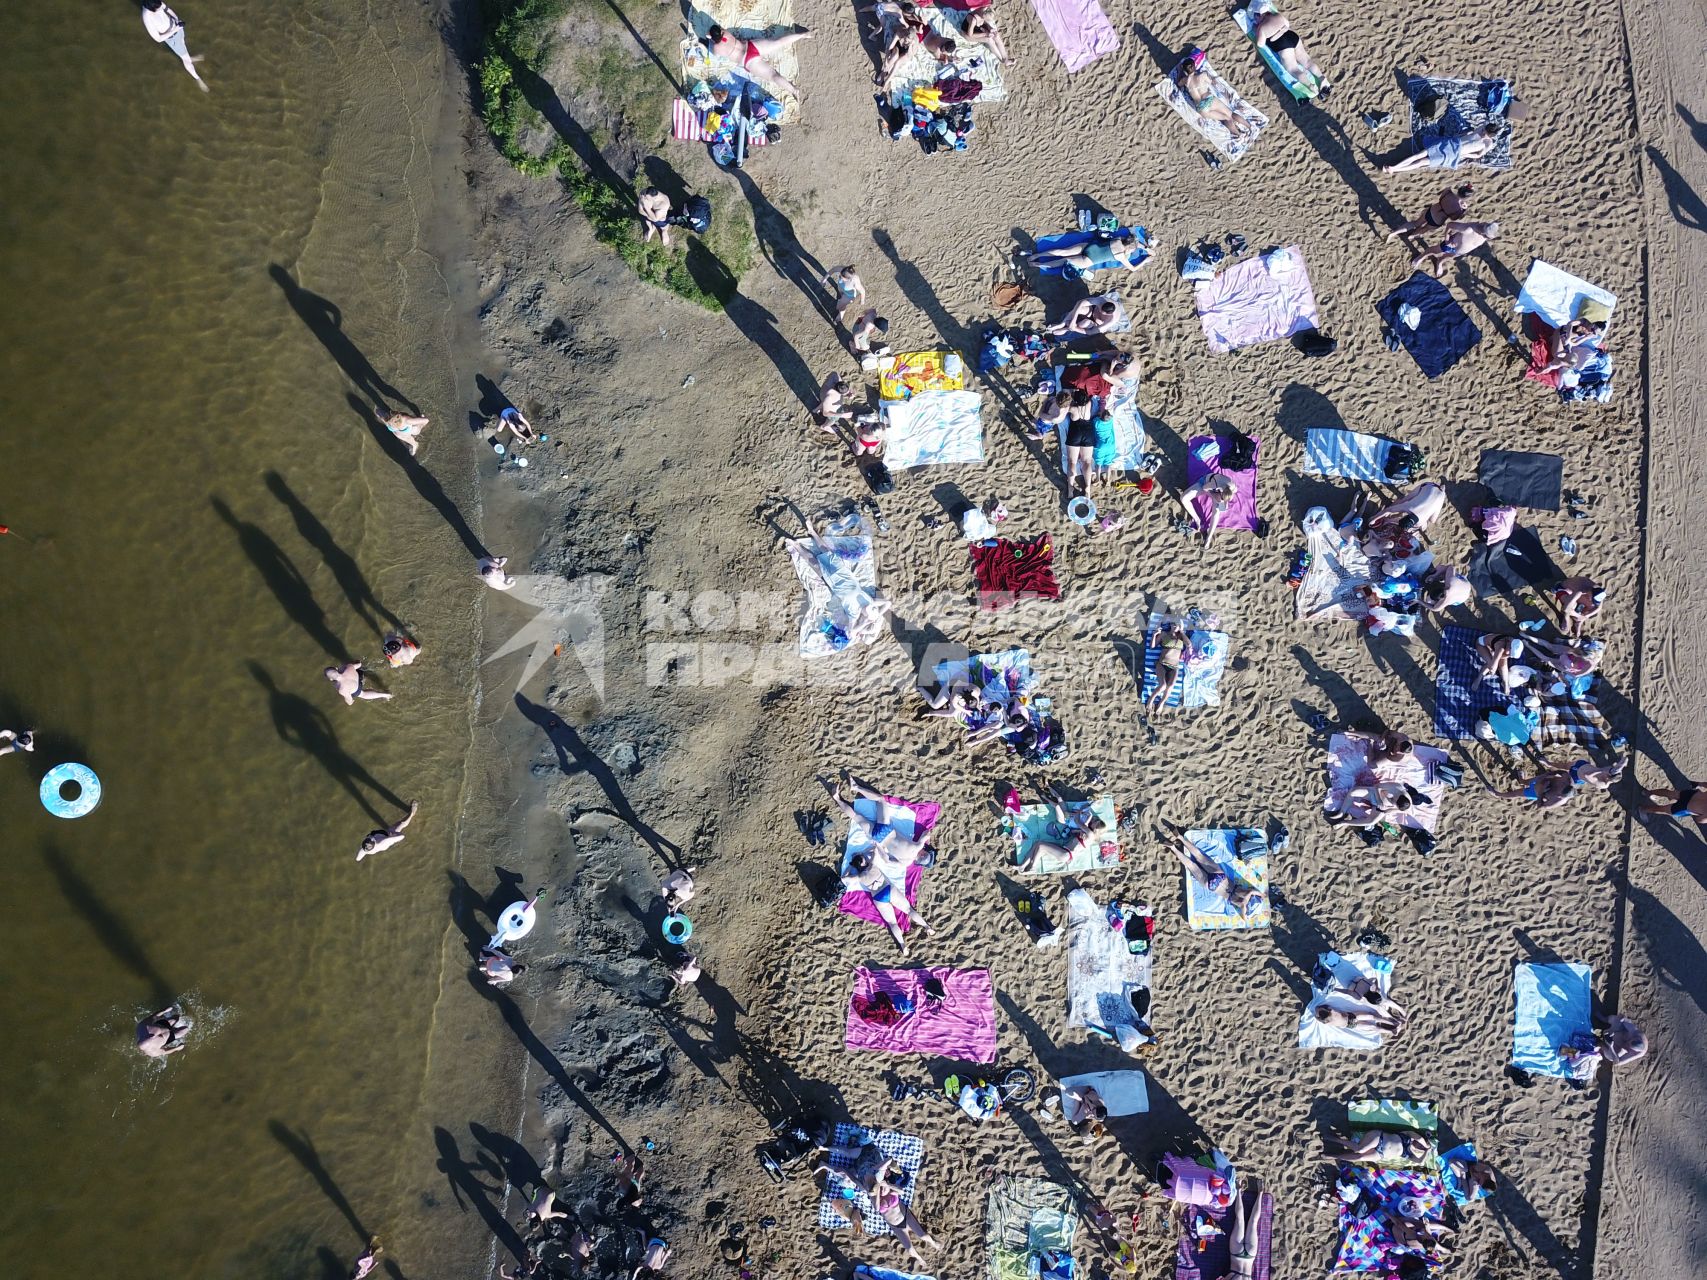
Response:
670,98,773,145
1303,428,1397,482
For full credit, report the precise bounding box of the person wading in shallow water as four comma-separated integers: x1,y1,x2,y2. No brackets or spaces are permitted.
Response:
357,801,417,861
141,2,209,91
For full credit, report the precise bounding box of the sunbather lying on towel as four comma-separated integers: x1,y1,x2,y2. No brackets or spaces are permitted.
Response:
1488,759,1623,809
1019,782,1110,872
1553,576,1606,638
1382,124,1498,173
828,773,935,863
1558,1012,1647,1070
1365,481,1447,544
1050,296,1120,337
1384,1208,1456,1259
1179,473,1237,548
1252,10,1327,94
1020,233,1147,274
1221,1175,1266,1279
843,850,936,952
1313,1003,1408,1037
1638,780,1707,826
1055,1082,1108,1143
1062,351,1140,398
1064,390,1102,497
703,23,811,100
1033,390,1070,441
1322,1127,1431,1162
1527,633,1605,679
1173,48,1255,142
1411,220,1500,278
1325,780,1421,829
1145,621,1187,714
1387,183,1476,240
1165,822,1264,917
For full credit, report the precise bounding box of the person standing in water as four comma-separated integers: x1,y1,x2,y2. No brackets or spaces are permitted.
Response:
0,728,35,755
357,801,418,861
141,2,209,91
324,662,393,706
478,555,516,589
136,1004,193,1058
382,410,429,457
348,1241,382,1279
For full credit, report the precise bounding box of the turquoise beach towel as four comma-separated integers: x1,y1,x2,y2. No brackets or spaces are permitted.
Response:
1512,962,1593,1078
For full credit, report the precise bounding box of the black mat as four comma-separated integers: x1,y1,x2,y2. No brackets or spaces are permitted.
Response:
1467,525,1563,597
1479,450,1564,511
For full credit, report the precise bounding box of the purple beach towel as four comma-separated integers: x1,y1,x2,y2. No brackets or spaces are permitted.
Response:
1195,249,1319,352
1173,1192,1272,1280
1027,0,1119,72
846,966,998,1062
1187,436,1262,532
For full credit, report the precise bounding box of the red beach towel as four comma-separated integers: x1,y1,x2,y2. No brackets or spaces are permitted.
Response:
970,535,1061,611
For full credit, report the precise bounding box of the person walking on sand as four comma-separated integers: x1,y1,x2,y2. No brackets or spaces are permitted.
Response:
638,188,674,247
1637,780,1707,826
382,410,429,457
661,867,697,911
1411,221,1500,277
822,266,867,320
1387,184,1475,240
0,728,36,756
141,2,209,91
324,662,393,706
478,945,524,988
478,555,515,589
357,801,418,861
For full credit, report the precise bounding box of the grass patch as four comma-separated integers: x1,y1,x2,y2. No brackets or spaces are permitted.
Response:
475,1,751,310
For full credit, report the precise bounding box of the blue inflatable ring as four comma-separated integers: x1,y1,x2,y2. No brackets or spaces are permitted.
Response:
41,763,101,819
662,913,693,944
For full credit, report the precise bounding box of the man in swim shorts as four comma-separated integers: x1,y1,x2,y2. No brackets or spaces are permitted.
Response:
1638,780,1707,826
1383,125,1497,173
637,188,673,247
324,661,393,706
1411,220,1500,277
357,801,418,861
136,1004,193,1058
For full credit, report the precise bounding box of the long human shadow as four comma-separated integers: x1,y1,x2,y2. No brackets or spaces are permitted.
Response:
1679,104,1707,154
433,1126,528,1261
1647,146,1707,232
248,662,404,824
470,1121,548,1199
1290,645,1379,729
265,471,405,638
514,693,683,869
685,238,820,407
269,1121,370,1243
346,395,489,559
871,227,975,353
268,265,416,412
213,496,350,663
42,844,177,1008
731,167,839,328
598,0,681,93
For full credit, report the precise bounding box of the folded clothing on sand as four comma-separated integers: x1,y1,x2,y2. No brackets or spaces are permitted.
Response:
1184,828,1272,930
817,1124,925,1235
971,535,1061,611
1026,0,1119,73
1156,57,1269,161
847,966,996,1061
1196,250,1313,351
1513,961,1595,1079
1377,272,1481,379
1186,435,1262,531
1479,449,1564,511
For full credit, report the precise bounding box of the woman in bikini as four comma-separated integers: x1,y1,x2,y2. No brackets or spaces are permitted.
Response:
1553,576,1606,637
1411,221,1500,277
1019,784,1109,873
1252,11,1326,93
1219,1176,1265,1279
704,23,812,100
1638,780,1707,826
1387,184,1475,241
1146,621,1188,714
1179,473,1237,547
1322,1127,1432,1163
1166,823,1263,917
859,2,926,85
1173,49,1255,143
1020,233,1147,275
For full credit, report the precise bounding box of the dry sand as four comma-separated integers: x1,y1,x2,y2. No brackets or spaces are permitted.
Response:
449,2,1707,1277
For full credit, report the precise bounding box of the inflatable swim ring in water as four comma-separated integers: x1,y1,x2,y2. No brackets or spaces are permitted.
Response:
41,762,101,819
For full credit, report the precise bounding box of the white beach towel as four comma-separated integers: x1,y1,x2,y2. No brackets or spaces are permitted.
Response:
886,8,1007,106
1324,733,1448,833
1299,951,1397,1050
785,536,884,656
1296,507,1373,623
882,389,985,468
1156,59,1269,161
1057,1070,1149,1115
1065,888,1154,1052
1303,429,1398,482
1514,260,1617,333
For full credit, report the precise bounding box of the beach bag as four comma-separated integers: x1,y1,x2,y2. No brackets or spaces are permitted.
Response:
1292,327,1338,358
1220,428,1259,473
671,195,711,234
863,459,895,495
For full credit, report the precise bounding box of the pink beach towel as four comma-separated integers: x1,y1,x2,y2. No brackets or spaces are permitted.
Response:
846,967,997,1062
1187,436,1261,532
1194,248,1319,353
839,796,942,934
1026,0,1119,73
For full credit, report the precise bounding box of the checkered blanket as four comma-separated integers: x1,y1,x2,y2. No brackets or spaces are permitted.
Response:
817,1124,925,1237
1406,75,1513,171
1433,625,1508,739
1536,687,1613,757
1334,1166,1448,1271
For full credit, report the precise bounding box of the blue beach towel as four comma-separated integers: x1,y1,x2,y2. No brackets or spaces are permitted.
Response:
1029,227,1150,278
1377,273,1482,379
1141,630,1230,708
1183,828,1271,931
1433,625,1509,740
1512,962,1593,1078
1303,428,1397,481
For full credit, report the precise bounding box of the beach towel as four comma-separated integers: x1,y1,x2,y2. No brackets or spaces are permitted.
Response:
1303,429,1400,482
887,8,1009,106
1065,888,1155,1051
1432,625,1509,739
1346,1098,1440,1169
1183,828,1272,930
1334,1166,1447,1271
785,536,886,656
1013,796,1119,874
1028,226,1151,278
1536,686,1613,757
1196,250,1315,352
1058,1070,1150,1115
1186,436,1262,532
856,1269,935,1280
1157,58,1269,161
1026,0,1118,73
1234,0,1321,101
1142,628,1231,708
817,1124,925,1235
839,795,941,933
1514,259,1617,332
847,966,997,1061
1439,1143,1493,1206
1300,951,1398,1051
1479,449,1564,512
1406,75,1513,171
878,351,966,400
670,96,777,143
1173,1192,1273,1280
1466,525,1561,599
1513,962,1595,1079
1059,378,1147,474
934,648,1037,706
1376,272,1481,379
987,1177,1077,1280
1296,507,1374,623
682,0,802,118
1324,733,1448,833
970,535,1061,611
881,389,984,468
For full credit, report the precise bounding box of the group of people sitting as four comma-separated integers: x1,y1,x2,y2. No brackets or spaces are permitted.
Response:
812,1136,942,1266
914,666,1066,766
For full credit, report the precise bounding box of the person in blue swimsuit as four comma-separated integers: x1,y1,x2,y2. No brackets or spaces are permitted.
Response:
1411,220,1500,277
1021,232,1146,275
822,265,867,319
